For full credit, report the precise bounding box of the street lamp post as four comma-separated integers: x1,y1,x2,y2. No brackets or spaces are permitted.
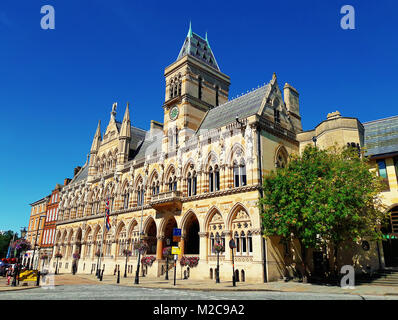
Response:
229,239,236,287
135,175,147,285
312,136,317,148
215,234,220,283
123,249,131,278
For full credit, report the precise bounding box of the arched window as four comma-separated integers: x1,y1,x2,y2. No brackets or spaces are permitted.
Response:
198,76,202,100
123,191,129,209
275,147,288,169
137,187,142,206
209,167,214,192
187,172,192,197
247,231,253,253
215,165,220,191
234,231,240,254
210,233,214,254
240,231,246,253
233,159,246,187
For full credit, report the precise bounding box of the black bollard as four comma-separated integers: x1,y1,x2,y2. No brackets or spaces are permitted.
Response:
117,270,120,284
36,271,41,286
100,269,104,281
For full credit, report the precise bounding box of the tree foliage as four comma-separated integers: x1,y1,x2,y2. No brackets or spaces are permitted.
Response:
0,231,17,258
259,145,387,273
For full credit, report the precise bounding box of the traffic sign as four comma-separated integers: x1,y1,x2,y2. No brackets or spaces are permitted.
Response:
171,246,181,255
173,228,182,242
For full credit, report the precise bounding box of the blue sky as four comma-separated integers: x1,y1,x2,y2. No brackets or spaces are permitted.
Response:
1,0,397,233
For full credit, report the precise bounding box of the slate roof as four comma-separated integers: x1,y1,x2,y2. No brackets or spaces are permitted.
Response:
197,83,271,131
177,27,220,71
364,115,398,156
69,162,89,185
131,131,162,162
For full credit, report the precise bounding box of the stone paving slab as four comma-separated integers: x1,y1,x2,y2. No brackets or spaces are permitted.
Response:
1,273,397,297
76,274,398,297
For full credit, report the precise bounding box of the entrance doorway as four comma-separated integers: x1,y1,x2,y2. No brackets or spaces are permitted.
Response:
382,206,398,268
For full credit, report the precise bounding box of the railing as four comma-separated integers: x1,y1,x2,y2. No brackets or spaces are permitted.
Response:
150,191,182,202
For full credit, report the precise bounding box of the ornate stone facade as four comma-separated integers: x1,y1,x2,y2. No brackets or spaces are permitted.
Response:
52,26,395,282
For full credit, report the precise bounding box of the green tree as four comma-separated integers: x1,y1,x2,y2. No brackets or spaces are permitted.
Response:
259,145,387,279
0,230,18,258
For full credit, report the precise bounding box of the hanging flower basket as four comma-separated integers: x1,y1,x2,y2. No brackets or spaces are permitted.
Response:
214,242,224,253
180,256,199,268
12,239,31,251
134,242,149,254
10,258,16,264
179,256,188,267
141,256,156,267
72,253,80,260
162,247,172,259
40,254,49,260
54,252,63,259
123,249,132,256
187,257,199,268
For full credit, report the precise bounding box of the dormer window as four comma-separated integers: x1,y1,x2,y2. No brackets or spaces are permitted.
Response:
198,76,202,100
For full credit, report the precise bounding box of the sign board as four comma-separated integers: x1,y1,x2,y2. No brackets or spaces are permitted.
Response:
174,254,178,261
171,246,181,255
229,239,236,249
19,270,38,282
172,228,182,242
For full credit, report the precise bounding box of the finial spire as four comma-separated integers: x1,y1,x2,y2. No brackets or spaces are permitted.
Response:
187,21,192,38
110,102,117,121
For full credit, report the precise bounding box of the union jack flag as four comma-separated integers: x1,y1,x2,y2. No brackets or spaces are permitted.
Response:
105,198,111,231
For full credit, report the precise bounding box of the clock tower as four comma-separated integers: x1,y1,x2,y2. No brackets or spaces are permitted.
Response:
163,23,231,150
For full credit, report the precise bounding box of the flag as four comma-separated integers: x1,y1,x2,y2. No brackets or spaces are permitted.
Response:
6,246,11,259
105,198,111,231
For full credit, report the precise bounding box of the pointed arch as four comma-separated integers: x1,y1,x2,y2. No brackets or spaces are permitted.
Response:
181,209,201,234
203,205,224,231
205,151,219,170
274,144,289,168
226,202,251,228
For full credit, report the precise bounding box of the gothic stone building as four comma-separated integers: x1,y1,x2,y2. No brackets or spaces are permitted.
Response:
54,26,390,282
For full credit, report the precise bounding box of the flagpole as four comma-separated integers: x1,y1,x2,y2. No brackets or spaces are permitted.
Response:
97,201,107,278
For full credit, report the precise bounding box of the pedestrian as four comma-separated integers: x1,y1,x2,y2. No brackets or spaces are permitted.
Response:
6,268,12,285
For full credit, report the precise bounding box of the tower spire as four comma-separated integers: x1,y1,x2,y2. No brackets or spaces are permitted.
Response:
90,120,101,152
120,102,131,138
187,21,192,38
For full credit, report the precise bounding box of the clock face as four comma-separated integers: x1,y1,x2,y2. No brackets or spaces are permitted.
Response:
169,106,179,121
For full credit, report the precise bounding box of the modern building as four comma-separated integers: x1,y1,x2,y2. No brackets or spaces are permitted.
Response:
363,116,398,268
53,25,398,282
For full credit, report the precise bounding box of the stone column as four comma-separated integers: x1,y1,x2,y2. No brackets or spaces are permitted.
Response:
251,228,263,262
223,230,232,261
198,232,208,261
111,240,118,260
156,236,164,260
178,235,185,259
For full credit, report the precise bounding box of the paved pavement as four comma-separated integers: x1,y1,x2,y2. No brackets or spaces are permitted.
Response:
0,273,397,299
0,283,397,300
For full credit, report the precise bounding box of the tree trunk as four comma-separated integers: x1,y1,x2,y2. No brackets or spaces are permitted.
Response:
298,239,308,283
333,242,340,278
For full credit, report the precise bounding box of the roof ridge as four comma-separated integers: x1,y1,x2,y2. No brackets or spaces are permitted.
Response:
210,82,269,111
363,114,398,125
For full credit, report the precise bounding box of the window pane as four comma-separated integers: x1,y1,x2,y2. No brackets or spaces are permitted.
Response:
377,159,388,179
215,171,220,191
